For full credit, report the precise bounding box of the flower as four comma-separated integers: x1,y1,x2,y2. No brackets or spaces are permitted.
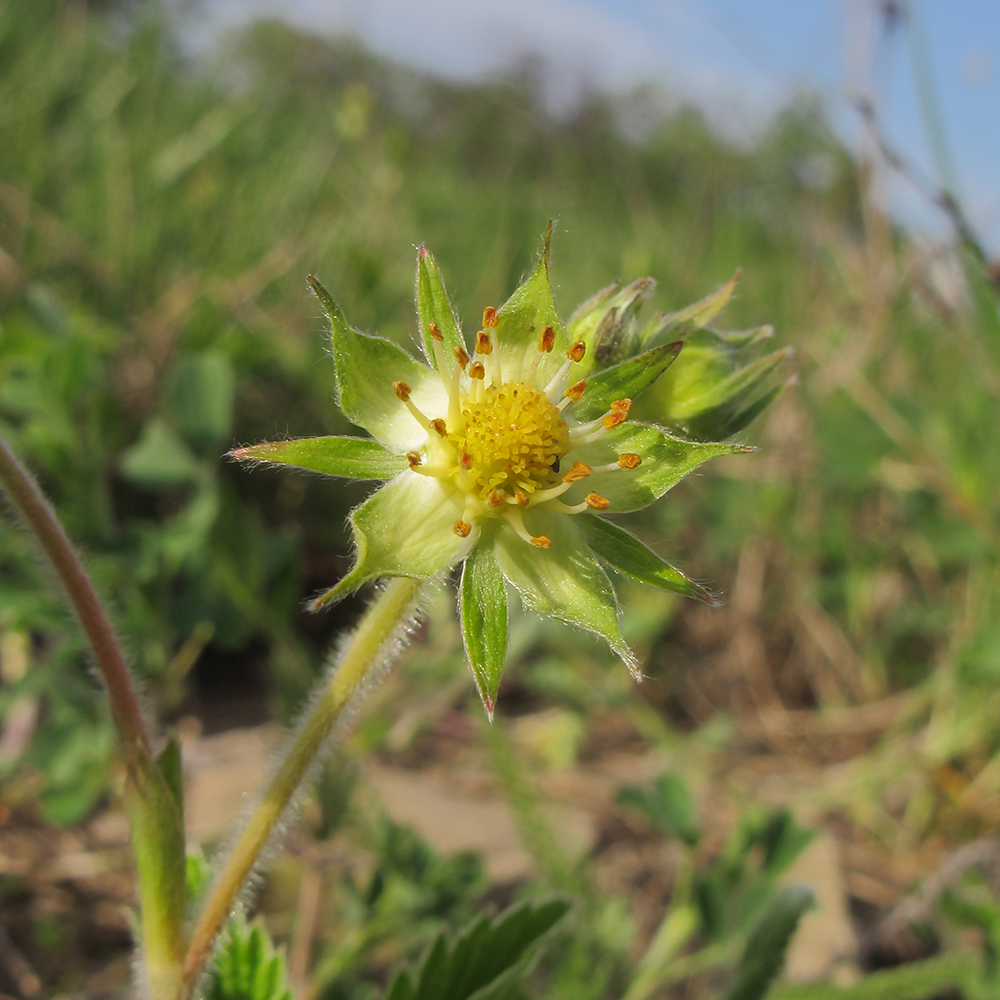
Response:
231,226,783,715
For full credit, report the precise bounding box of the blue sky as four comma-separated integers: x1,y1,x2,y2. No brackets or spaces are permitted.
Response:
204,0,999,253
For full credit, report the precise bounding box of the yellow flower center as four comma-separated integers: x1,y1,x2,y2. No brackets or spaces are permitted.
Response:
452,381,569,500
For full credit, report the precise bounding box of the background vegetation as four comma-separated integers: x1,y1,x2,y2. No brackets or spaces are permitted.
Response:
2,1,1000,998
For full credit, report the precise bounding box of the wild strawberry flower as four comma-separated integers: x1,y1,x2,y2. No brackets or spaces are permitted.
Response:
231,228,782,714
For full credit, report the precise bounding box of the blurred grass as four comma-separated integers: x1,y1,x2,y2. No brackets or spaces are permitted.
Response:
2,0,1000,899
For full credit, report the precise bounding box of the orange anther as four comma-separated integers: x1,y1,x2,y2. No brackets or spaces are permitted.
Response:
428,321,444,342
482,306,499,328
393,380,412,401
453,520,472,537
567,341,586,362
475,330,493,355
429,418,447,436
538,325,555,353
563,379,587,402
515,490,529,507
602,410,628,430
562,461,592,483
487,490,505,508
453,345,470,369
469,360,486,380
530,535,552,549
618,453,641,469
458,450,473,470
610,398,632,414
585,493,610,510
406,451,421,467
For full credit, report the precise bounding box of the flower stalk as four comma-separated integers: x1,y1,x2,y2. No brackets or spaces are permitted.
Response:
180,575,424,999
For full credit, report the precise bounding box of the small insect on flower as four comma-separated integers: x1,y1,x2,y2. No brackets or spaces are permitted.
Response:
229,224,777,716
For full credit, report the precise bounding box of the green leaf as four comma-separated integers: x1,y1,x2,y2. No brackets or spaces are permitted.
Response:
616,772,700,847
311,473,468,608
119,419,201,488
570,423,748,513
415,246,467,368
229,436,406,479
572,342,682,421
722,884,814,1000
460,532,508,718
569,277,655,373
205,915,293,1000
383,898,569,1000
640,270,740,346
308,274,448,451
169,351,235,448
577,513,718,604
495,511,638,676
495,222,569,387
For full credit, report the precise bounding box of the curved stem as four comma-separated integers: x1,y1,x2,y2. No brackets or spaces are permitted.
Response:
0,435,150,761
181,576,423,999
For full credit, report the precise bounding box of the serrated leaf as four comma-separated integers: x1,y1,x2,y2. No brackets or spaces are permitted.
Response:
495,222,569,387
416,246,467,367
722,884,814,1000
616,772,700,847
576,514,718,605
205,916,293,1000
308,274,447,452
460,534,508,718
572,342,682,421
383,899,569,1000
229,436,406,480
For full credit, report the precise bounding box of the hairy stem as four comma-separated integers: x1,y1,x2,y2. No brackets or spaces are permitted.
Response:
0,434,151,761
181,576,423,999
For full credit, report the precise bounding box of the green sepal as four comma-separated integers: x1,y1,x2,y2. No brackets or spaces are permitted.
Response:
310,473,467,609
567,277,655,374
576,514,719,605
644,332,792,439
415,246,467,369
722,884,814,1000
572,342,682,421
640,270,740,346
308,275,446,451
460,531,508,719
124,744,187,999
571,423,749,513
495,512,638,677
495,222,569,385
229,437,406,480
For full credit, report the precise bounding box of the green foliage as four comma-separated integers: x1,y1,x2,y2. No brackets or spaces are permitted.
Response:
616,772,700,847
383,899,569,1000
722,884,814,1000
205,917,293,1000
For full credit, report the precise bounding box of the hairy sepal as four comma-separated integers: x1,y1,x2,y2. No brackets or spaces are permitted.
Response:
229,437,406,480
460,532,508,718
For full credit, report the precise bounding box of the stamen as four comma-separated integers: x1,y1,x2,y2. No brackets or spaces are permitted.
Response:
428,322,444,341
567,341,586,362
618,453,641,469
585,493,610,510
482,306,498,328
562,461,592,483
394,380,433,429
453,345,470,369
406,451,421,467
507,507,549,548
453,520,472,538
475,330,493,355
429,418,447,436
458,450,473,470
531,536,552,549
487,490,505,509
469,360,485,380
601,398,632,430
538,325,555,353
557,378,587,409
